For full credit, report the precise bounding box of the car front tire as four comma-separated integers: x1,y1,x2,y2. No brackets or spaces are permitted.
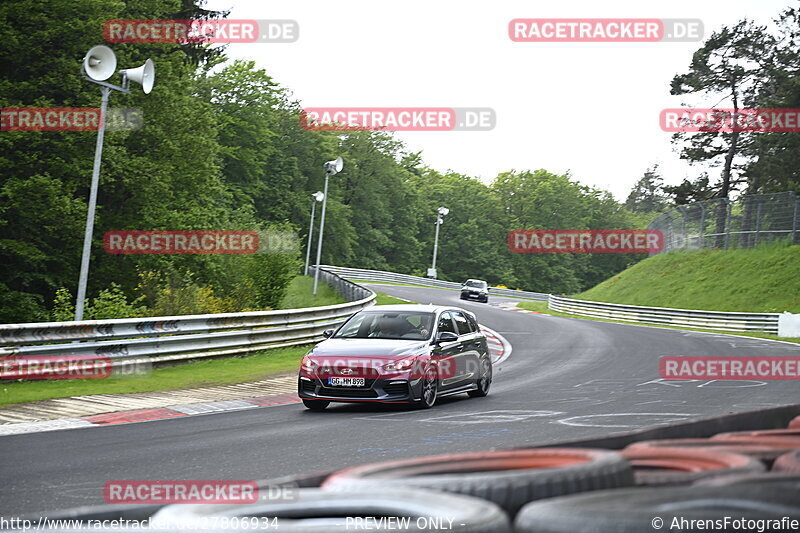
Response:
417,365,438,409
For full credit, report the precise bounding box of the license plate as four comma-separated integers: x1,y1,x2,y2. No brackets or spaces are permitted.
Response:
328,377,366,387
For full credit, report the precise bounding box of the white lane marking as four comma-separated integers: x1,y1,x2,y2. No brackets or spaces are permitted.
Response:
557,412,697,428
697,380,767,388
417,410,563,424
638,378,767,389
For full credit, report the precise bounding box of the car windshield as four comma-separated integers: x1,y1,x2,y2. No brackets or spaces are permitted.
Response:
465,280,486,288
333,311,435,340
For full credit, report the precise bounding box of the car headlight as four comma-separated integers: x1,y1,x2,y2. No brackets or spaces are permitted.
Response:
301,356,317,372
383,357,417,372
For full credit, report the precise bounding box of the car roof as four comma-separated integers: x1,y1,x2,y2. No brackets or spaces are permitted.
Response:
361,304,465,314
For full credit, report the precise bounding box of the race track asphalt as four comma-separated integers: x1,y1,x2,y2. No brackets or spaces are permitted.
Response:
2,283,799,516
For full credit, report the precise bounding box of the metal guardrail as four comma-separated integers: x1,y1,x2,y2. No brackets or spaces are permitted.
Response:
1,263,794,373
548,295,782,334
0,268,374,364
321,265,549,301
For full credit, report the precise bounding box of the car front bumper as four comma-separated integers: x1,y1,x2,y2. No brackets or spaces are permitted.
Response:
298,375,423,403
461,290,487,300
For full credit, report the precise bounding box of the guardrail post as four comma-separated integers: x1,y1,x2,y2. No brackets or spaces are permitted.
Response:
793,196,799,245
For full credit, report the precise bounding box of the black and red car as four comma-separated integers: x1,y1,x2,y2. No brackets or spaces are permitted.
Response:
298,305,492,410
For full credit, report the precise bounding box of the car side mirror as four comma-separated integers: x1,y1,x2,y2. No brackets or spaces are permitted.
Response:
322,329,335,338
435,331,459,344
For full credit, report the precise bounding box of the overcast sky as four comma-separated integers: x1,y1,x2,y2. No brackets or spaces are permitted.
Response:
204,0,790,200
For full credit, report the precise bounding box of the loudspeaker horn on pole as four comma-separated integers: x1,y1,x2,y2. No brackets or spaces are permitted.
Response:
325,156,344,174
83,45,117,81
120,59,155,94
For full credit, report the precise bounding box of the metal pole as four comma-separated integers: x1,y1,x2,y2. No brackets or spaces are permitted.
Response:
724,199,732,250
793,197,799,245
699,203,706,249
676,206,687,249
754,199,762,246
304,200,316,276
75,86,110,321
312,174,329,296
431,214,441,274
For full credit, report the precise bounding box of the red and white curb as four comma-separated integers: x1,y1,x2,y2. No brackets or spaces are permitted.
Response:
0,330,511,437
492,301,547,316
480,325,512,365
0,393,301,437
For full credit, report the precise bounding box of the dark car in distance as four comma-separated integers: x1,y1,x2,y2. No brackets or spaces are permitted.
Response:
298,305,493,410
460,279,489,303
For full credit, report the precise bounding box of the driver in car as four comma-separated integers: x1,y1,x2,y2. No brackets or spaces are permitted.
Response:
372,316,412,338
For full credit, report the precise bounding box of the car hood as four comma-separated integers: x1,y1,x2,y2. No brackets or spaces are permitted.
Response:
310,338,430,358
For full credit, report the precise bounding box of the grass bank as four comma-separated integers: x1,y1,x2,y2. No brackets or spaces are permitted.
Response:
517,243,800,344
578,242,800,313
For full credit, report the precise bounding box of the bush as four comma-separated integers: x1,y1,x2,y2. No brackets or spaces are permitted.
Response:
51,284,148,321
241,253,301,309
85,283,148,320
51,287,75,321
152,283,238,316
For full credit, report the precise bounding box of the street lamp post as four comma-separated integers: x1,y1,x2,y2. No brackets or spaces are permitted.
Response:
313,157,343,296
428,206,449,279
304,191,325,275
74,46,154,320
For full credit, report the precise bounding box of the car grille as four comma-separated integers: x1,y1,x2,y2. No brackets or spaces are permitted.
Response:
383,382,409,396
318,387,378,398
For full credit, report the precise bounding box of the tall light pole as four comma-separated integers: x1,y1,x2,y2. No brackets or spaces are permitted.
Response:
428,206,449,279
75,46,154,320
313,157,343,296
304,191,325,275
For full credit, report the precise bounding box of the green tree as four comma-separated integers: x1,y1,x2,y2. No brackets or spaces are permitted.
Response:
670,20,773,246
625,165,669,213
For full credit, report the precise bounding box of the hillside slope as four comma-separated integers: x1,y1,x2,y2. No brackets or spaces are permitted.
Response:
578,243,800,313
